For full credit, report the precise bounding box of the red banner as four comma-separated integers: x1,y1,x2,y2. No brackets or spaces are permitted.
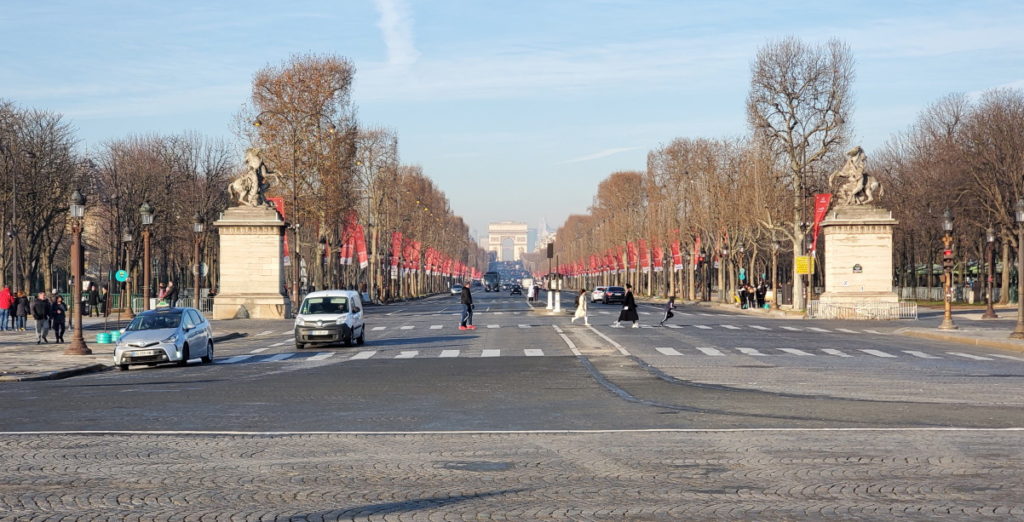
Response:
266,197,289,264
671,241,682,271
811,193,833,253
627,242,638,270
652,244,664,272
639,239,650,273
390,232,403,268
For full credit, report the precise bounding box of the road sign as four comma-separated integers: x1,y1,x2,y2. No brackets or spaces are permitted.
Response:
114,270,129,282
795,256,815,275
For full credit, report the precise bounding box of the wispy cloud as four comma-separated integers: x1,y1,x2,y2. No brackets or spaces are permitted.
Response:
372,0,419,67
557,147,639,165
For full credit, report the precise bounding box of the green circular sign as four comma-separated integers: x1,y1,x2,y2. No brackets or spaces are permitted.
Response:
115,270,129,282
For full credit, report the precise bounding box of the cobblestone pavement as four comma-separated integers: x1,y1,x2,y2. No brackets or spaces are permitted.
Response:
2,430,1022,520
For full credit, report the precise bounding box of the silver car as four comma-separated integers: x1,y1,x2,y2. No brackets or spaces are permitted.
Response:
113,307,214,371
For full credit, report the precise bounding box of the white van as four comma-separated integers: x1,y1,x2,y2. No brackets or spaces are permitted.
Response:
294,290,365,349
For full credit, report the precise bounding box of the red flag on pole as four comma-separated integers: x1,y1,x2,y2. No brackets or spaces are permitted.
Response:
639,239,650,273
671,241,682,271
810,193,833,253
653,244,664,272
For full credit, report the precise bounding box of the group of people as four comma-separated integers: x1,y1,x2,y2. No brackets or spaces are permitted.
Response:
156,281,179,307
81,283,110,317
738,281,769,310
569,284,677,329
0,285,68,344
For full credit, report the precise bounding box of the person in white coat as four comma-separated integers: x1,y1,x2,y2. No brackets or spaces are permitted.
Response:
570,287,589,326
526,284,536,303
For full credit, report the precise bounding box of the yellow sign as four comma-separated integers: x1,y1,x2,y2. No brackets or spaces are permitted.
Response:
795,256,815,275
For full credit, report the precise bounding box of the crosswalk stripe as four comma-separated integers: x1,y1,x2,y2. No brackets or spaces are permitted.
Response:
836,328,858,334
903,350,941,359
307,352,335,361
270,341,289,347
656,347,682,356
349,350,376,360
736,347,766,356
695,347,724,356
481,349,500,357
821,348,851,357
778,348,813,356
250,347,269,354
429,325,443,330
524,349,544,356
721,325,740,330
864,329,884,335
439,350,460,358
948,352,993,361
693,325,712,330
395,351,418,359
518,324,531,328
400,325,415,330
749,325,770,331
371,326,387,331
218,355,255,364
806,327,830,333
257,330,275,336
494,312,504,315
677,312,693,316
665,324,682,329
860,349,897,358
262,353,294,362
487,324,500,329
780,326,802,332
988,353,1024,361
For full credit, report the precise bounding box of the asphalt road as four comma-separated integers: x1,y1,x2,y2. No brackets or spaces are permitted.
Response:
2,290,1022,519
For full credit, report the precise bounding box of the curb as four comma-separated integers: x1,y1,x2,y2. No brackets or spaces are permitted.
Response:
897,328,1024,354
686,301,804,319
0,363,110,382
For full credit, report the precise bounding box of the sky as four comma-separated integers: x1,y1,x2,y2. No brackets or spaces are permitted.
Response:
3,0,1023,241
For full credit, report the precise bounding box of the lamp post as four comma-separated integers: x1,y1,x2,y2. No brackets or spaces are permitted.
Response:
771,240,780,310
1011,198,1024,339
65,189,91,355
121,228,134,319
720,246,729,303
192,213,204,311
982,226,998,319
139,202,154,311
938,209,957,330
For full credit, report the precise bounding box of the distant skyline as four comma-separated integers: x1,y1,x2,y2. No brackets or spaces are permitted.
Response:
3,1,1023,236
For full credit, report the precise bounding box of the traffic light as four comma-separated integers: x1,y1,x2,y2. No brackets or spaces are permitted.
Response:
546,242,554,259
942,247,954,269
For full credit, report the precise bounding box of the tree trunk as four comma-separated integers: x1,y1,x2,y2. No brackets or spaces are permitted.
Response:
792,218,806,310
1000,235,1011,304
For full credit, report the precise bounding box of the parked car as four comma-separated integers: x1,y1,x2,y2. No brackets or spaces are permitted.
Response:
294,290,365,349
450,284,464,295
510,285,523,295
113,307,214,371
603,286,626,304
591,286,607,303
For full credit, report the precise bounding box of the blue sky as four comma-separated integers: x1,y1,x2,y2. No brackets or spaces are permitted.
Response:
3,1,1023,239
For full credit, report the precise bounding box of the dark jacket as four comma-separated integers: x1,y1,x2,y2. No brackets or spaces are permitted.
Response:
30,298,51,320
460,287,473,306
617,290,639,322
165,286,179,302
50,302,67,325
87,288,99,305
15,296,29,317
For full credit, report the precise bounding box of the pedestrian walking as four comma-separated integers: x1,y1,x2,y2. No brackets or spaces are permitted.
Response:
31,292,51,344
50,295,67,343
165,281,179,308
14,292,29,331
659,296,676,326
0,284,12,331
755,281,768,309
87,282,99,317
459,281,476,330
613,283,640,328
99,284,110,316
571,288,589,326
527,284,536,303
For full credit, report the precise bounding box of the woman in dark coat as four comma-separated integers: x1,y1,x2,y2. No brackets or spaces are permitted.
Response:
614,283,640,328
50,295,68,343
14,292,29,331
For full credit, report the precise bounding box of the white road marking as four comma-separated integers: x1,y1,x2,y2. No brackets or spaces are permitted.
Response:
721,325,740,330
372,326,387,331
665,324,682,329
693,325,712,330
861,349,897,358
557,332,582,356
262,353,294,362
988,353,1024,361
349,351,376,360
524,349,544,356
656,347,682,356
695,347,724,356
439,350,460,358
429,325,443,330
385,309,404,316
586,325,631,356
948,352,993,361
256,330,275,336
806,327,830,333
307,352,335,361
250,347,269,354
218,355,255,364
270,341,289,347
640,311,652,316
780,326,802,332
400,325,415,330
677,312,693,316
864,329,884,335
821,349,851,357
736,347,767,356
487,324,500,329
481,349,500,357
903,350,941,359
778,348,813,356
518,324,531,328
836,328,858,334
395,351,418,359
599,311,610,315
749,325,770,331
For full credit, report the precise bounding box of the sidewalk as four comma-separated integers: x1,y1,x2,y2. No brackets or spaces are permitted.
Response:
0,317,287,382
897,326,1024,354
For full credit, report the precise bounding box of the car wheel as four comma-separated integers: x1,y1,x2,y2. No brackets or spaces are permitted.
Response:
118,364,129,371
295,342,305,350
177,344,190,367
356,327,365,345
201,341,214,364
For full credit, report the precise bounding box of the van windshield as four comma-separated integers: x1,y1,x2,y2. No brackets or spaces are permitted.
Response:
300,297,349,315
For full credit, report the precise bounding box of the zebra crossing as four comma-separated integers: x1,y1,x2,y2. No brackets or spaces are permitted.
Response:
647,345,1024,362
215,347,560,365
366,324,532,331
623,323,890,335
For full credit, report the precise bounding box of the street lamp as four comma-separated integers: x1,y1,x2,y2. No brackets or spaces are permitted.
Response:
65,189,91,355
121,228,134,319
192,213,204,311
139,202,154,311
720,245,729,304
771,240,780,310
938,209,957,330
982,226,998,320
1011,198,1024,339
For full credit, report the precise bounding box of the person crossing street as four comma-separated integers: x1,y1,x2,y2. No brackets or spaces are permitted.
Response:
613,284,640,328
570,287,589,326
458,282,476,330
659,296,676,326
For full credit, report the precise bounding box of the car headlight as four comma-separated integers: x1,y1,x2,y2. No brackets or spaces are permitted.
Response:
162,334,177,343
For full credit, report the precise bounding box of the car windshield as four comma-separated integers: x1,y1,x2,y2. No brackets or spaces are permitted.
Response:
127,313,182,331
300,297,349,315
608,287,624,292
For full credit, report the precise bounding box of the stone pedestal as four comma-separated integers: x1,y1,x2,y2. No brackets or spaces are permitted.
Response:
817,206,901,319
212,206,289,320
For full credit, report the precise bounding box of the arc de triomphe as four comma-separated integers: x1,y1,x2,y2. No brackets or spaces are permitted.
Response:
488,221,528,261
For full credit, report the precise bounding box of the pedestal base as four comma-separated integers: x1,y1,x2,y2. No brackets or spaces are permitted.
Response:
212,294,290,320
212,206,288,320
